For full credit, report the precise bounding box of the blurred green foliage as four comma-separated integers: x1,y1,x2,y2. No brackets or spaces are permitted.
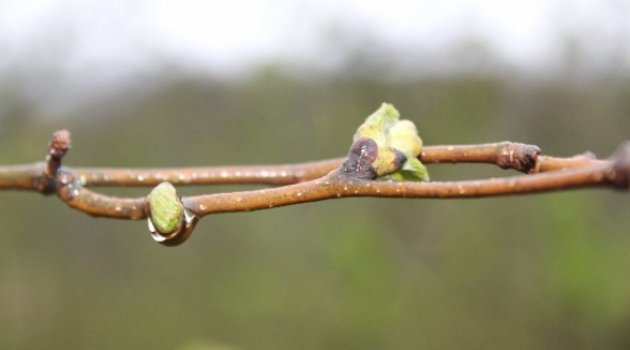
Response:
1,70,629,349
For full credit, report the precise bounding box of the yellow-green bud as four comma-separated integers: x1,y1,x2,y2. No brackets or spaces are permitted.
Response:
372,147,406,176
388,119,423,158
354,124,387,146
353,103,400,145
350,103,429,181
148,182,183,234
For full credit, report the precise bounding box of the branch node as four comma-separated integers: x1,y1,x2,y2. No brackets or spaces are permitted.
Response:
496,142,541,173
35,130,73,194
340,137,379,180
46,129,71,177
56,171,81,201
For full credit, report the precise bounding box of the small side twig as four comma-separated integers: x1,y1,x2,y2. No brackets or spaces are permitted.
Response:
45,129,71,178
419,142,541,172
534,153,609,173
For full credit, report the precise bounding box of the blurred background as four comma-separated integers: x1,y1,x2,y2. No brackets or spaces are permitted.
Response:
1,0,630,349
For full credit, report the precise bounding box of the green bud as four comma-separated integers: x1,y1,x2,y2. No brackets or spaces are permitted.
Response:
351,103,429,181
372,147,406,176
388,119,423,158
354,124,387,146
363,102,400,126
388,158,430,182
353,103,400,145
148,182,183,234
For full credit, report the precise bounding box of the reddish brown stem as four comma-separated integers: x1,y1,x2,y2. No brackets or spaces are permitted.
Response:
17,130,623,247
2,131,628,229
534,154,609,173
46,129,71,178
55,171,146,219
69,142,542,187
52,148,628,221
0,163,48,191
184,159,626,217
69,159,342,187
419,142,541,172
0,142,541,190
3,143,546,190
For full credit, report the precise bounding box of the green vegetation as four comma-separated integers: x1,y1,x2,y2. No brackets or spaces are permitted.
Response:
354,103,428,181
0,70,629,349
148,182,184,235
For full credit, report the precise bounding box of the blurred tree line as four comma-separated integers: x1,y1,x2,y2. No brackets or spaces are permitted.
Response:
0,66,629,349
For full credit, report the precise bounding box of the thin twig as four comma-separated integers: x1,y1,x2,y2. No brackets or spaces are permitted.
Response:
185,161,626,216
45,129,71,178
2,142,546,189
69,159,342,187
55,171,146,219
50,141,630,220
72,142,543,186
1,130,628,246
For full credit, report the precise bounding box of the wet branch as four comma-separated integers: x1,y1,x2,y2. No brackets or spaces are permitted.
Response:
2,141,578,189
1,130,628,246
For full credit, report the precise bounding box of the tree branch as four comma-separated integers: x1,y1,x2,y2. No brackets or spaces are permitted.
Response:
2,142,546,189
68,142,544,187
1,130,627,246
56,145,627,219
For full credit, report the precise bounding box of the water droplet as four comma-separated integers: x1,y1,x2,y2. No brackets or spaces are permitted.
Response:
184,208,196,227
71,187,80,198
148,218,169,243
147,218,156,233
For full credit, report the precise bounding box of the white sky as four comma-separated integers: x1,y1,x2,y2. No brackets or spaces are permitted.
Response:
0,0,629,114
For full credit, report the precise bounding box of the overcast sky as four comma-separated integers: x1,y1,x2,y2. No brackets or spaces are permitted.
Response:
1,0,629,115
